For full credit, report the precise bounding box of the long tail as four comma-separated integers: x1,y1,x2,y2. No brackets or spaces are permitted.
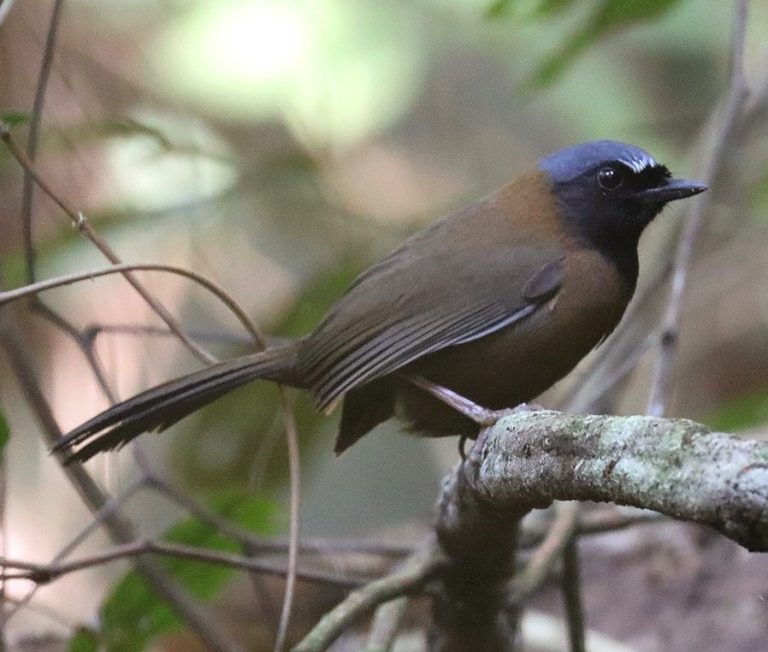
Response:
53,345,300,464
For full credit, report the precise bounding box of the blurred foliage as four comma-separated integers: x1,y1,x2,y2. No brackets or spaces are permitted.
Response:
147,0,425,149
172,259,364,490
275,258,366,340
752,174,768,221
1,0,767,648
484,0,686,85
59,117,177,151
94,493,276,650
530,0,684,85
709,387,768,433
0,112,29,126
68,628,99,652
0,410,8,460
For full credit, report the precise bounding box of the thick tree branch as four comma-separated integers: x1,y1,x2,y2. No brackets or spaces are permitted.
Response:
295,410,767,652
425,408,768,651
458,410,768,552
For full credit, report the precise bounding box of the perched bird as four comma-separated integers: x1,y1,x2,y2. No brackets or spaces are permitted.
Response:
54,141,705,463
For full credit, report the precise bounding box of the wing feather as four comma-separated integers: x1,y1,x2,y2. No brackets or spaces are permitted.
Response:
297,196,566,410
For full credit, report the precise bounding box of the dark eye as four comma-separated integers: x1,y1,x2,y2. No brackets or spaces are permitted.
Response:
597,166,624,191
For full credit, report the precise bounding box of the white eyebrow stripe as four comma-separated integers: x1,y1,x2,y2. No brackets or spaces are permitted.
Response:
621,154,656,173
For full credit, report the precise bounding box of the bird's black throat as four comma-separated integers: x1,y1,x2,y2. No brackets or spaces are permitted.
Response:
551,179,665,292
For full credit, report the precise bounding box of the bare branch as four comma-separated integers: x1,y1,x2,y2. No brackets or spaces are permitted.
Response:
293,543,446,652
6,478,145,622
0,262,264,347
365,597,410,651
83,323,254,347
431,445,524,651
424,408,768,650
0,307,238,652
0,122,216,364
0,539,364,589
274,390,302,652
463,410,768,551
647,0,751,416
560,537,585,652
20,0,64,284
145,472,410,561
508,502,577,602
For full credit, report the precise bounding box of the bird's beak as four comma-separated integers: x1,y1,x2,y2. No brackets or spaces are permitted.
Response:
636,178,707,204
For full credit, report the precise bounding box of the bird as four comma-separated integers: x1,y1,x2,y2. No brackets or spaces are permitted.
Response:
53,140,706,463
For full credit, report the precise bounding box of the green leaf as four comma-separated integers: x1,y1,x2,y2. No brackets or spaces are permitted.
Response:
485,0,516,19
486,0,577,20
532,0,579,17
0,411,9,462
0,112,29,126
531,0,682,85
57,117,175,150
99,493,276,651
708,387,768,433
68,627,99,652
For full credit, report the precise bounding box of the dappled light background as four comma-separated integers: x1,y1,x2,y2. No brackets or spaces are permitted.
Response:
1,0,768,649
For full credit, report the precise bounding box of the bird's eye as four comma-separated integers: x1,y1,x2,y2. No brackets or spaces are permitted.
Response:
597,166,624,191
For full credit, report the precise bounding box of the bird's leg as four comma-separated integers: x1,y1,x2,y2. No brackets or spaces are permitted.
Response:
458,434,469,461
466,403,544,465
402,374,501,426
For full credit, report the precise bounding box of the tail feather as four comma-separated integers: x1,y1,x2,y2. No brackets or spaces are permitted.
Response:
53,345,298,463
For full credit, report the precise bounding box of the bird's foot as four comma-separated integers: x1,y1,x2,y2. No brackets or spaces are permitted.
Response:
463,403,544,465
458,434,469,461
403,374,502,426
467,427,491,466
510,402,544,414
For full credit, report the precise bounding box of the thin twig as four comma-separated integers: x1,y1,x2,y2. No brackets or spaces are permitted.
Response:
21,0,64,284
0,262,263,345
1,9,237,646
0,307,238,652
14,0,127,416
574,508,663,537
518,507,663,550
31,300,118,403
9,8,303,649
565,332,656,414
365,597,410,652
0,539,364,589
5,477,146,623
0,259,302,648
145,473,271,552
561,537,585,652
508,502,578,602
84,323,254,346
273,390,301,652
294,543,445,652
646,0,751,416
0,122,216,365
146,472,410,559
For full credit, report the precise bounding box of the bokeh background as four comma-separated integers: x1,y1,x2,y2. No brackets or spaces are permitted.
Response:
1,0,767,650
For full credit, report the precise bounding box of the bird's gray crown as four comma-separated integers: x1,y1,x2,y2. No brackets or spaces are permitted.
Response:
538,140,657,183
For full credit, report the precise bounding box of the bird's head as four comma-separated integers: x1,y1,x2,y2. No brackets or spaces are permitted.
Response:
539,140,706,248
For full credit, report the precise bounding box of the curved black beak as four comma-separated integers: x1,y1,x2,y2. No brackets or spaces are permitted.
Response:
637,178,707,204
